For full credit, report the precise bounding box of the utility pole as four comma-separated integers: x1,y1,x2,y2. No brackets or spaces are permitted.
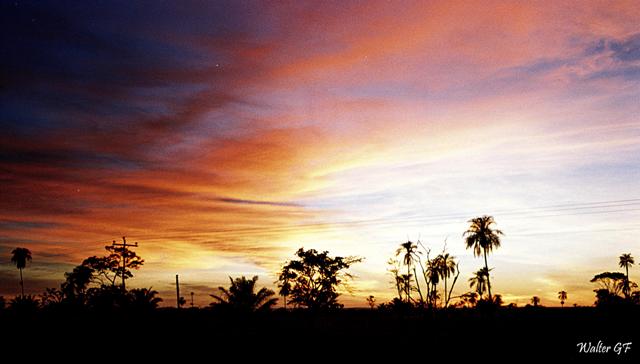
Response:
111,236,137,291
176,274,181,309
190,292,194,308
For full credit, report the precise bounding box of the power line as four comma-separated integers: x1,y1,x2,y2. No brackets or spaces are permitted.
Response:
206,199,640,235
135,197,640,240
216,201,640,236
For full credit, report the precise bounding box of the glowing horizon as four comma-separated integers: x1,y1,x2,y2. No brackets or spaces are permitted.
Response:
1,0,639,308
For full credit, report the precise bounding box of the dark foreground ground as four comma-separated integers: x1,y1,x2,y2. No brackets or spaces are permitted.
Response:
2,306,638,362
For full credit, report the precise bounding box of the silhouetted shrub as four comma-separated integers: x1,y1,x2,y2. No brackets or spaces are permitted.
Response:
9,295,40,314
210,276,276,312
378,297,414,313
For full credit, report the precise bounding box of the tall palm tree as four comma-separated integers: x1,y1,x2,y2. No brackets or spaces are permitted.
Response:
531,296,541,307
619,253,634,298
558,290,567,307
277,266,295,309
11,248,32,297
396,241,419,303
469,267,489,299
426,259,441,307
399,273,413,303
436,253,457,307
211,276,277,312
463,216,503,301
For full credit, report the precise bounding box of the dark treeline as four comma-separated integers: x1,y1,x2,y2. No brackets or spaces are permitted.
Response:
1,216,638,360
3,215,638,313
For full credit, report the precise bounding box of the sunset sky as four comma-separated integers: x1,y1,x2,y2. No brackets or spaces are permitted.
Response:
1,0,639,307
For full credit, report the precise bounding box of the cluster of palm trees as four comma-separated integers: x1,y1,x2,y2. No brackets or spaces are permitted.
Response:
388,240,459,308
387,215,504,309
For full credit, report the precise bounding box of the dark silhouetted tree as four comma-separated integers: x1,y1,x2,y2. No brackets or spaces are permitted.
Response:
9,295,39,314
40,263,99,309
11,247,32,297
86,285,129,311
398,273,414,305
211,276,277,312
40,288,64,308
378,297,413,312
81,256,119,285
590,272,626,297
61,264,95,304
128,287,162,310
278,248,363,310
426,258,441,307
460,292,478,308
469,267,489,299
593,288,624,306
366,295,376,309
464,216,503,301
493,294,503,306
82,244,143,288
396,241,420,304
435,253,458,307
387,258,404,301
531,296,540,307
277,266,296,309
558,290,567,307
619,253,634,298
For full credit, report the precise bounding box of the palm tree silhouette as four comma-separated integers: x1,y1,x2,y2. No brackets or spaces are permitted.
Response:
558,290,567,307
469,267,489,299
531,296,540,307
396,241,419,303
129,287,163,310
467,292,478,307
211,276,277,312
436,253,456,307
426,259,440,307
619,253,634,298
398,273,413,304
461,292,478,307
11,248,32,297
277,266,295,309
464,216,503,301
